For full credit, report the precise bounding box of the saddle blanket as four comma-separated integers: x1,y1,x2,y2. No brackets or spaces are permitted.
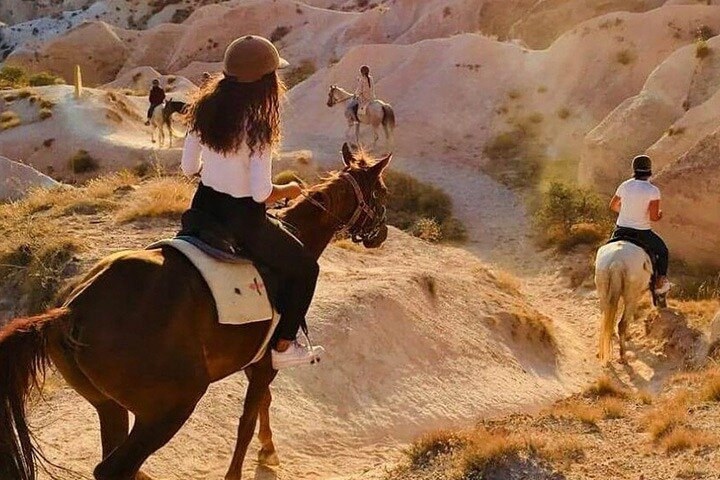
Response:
148,238,275,326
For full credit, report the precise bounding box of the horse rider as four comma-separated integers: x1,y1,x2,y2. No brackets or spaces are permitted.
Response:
609,155,671,295
145,79,166,126
181,35,324,369
354,65,375,119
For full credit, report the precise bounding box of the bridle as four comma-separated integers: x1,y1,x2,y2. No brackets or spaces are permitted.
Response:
300,171,387,244
327,86,354,107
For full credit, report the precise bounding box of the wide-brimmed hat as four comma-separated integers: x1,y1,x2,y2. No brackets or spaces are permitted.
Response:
223,35,289,83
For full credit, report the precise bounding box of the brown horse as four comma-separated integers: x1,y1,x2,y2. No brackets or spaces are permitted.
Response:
0,144,391,480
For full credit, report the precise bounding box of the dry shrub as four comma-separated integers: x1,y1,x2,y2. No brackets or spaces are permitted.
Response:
410,218,442,243
584,375,628,399
599,398,625,419
616,49,635,65
696,39,711,59
661,427,715,453
557,107,571,120
482,118,546,189
550,400,601,427
0,204,84,313
0,110,21,130
642,401,687,440
0,65,27,89
405,430,468,468
489,269,521,296
700,370,720,402
69,149,100,173
270,26,291,43
456,429,582,478
636,389,654,405
284,59,316,89
116,177,193,222
39,108,52,120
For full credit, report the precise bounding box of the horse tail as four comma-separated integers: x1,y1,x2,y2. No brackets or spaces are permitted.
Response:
0,307,69,480
382,104,396,131
597,261,623,364
382,105,395,146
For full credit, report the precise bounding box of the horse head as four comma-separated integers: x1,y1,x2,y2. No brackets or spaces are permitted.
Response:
326,85,337,107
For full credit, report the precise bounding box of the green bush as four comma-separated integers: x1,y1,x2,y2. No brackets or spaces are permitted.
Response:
383,169,467,242
28,71,65,86
534,182,613,250
0,65,27,89
273,170,306,186
69,150,100,173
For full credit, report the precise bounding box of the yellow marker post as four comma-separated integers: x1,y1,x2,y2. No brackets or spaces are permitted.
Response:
74,65,83,99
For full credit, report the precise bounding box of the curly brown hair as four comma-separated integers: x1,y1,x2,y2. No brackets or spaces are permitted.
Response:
185,72,285,155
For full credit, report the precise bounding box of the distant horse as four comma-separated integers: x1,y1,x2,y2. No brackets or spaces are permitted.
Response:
0,144,391,480
595,241,665,364
150,99,187,148
327,85,395,150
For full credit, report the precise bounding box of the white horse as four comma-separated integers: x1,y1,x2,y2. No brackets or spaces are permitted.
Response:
595,241,665,364
326,85,395,149
150,100,187,148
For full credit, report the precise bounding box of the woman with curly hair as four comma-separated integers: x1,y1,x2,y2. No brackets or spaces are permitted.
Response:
181,35,323,369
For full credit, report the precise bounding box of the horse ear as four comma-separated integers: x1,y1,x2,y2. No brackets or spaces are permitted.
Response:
341,143,355,167
371,153,392,176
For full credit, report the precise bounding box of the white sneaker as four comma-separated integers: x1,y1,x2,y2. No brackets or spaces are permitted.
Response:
654,280,673,295
272,341,325,370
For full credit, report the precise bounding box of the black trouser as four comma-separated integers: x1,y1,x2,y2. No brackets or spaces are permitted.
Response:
191,184,319,342
612,226,669,276
147,103,162,119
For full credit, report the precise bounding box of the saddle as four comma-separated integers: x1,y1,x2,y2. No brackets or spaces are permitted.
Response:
606,233,665,307
177,208,283,316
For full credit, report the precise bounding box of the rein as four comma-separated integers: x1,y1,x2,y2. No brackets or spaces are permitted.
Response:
330,88,354,106
299,172,383,243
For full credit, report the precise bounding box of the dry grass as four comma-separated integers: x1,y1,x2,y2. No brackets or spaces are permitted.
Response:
1,110,21,130
116,177,194,223
599,398,626,419
700,370,720,402
636,389,654,405
39,108,52,120
642,401,688,440
660,427,715,453
405,430,468,468
550,400,602,427
696,39,711,59
488,269,522,296
584,375,628,399
616,49,636,65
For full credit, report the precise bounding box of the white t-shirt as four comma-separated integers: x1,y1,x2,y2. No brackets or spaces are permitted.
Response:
615,178,661,230
181,131,273,202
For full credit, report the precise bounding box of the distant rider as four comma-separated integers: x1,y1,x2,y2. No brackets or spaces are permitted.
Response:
145,79,166,126
354,65,375,118
609,155,671,295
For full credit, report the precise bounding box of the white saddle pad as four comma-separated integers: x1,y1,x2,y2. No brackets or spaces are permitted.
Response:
150,238,275,326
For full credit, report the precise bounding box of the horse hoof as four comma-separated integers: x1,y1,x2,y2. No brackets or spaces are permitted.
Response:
258,449,280,467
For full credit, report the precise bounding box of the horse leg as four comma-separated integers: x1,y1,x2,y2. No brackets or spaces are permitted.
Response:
355,121,361,146
47,331,132,461
372,124,380,148
618,294,640,364
257,389,279,466
93,404,196,480
225,359,277,480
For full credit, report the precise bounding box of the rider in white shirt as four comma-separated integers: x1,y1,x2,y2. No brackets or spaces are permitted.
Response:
181,36,324,369
609,155,671,295
354,65,375,118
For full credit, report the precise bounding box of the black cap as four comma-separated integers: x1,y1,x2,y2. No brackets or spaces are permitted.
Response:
632,155,652,173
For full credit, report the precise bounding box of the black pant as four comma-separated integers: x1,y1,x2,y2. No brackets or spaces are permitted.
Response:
147,103,162,119
612,226,669,276
191,184,319,341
